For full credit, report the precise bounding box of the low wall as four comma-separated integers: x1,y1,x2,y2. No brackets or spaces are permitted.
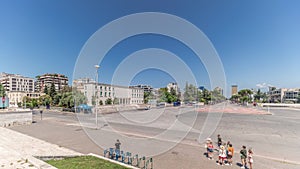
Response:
0,110,32,127
260,103,300,108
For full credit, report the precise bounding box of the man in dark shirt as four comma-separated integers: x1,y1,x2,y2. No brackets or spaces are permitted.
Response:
115,139,121,150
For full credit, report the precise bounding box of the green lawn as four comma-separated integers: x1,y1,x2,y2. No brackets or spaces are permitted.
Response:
46,156,129,169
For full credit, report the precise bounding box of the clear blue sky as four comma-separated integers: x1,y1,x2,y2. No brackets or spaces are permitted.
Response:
1,0,300,96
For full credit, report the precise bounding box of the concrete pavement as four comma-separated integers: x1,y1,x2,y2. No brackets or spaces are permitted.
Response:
0,127,82,169
9,104,300,169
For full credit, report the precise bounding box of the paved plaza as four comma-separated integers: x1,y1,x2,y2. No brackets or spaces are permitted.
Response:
4,103,300,169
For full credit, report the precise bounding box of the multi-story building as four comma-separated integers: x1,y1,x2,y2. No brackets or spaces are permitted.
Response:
167,82,180,94
269,88,287,103
74,79,144,106
283,89,299,103
231,85,238,96
0,72,34,92
35,73,68,92
0,72,42,107
131,84,153,93
214,87,224,96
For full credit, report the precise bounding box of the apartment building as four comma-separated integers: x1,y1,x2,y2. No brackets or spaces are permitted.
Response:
167,82,180,94
0,72,34,92
269,88,287,103
35,73,68,92
283,89,299,103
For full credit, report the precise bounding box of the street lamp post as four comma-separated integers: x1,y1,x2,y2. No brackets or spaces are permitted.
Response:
95,65,100,129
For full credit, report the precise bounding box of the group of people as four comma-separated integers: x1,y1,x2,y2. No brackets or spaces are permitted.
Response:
205,134,253,169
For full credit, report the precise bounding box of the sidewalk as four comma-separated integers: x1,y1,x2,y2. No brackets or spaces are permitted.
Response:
0,127,82,169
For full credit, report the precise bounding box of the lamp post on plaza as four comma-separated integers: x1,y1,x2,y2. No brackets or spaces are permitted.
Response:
94,65,100,129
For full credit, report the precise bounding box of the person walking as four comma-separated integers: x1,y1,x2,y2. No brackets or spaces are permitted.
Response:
240,145,247,169
226,143,234,166
248,148,254,169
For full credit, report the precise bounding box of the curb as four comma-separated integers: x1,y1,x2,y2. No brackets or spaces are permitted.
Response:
89,153,140,169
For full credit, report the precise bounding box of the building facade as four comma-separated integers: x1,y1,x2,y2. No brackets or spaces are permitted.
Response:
74,79,144,106
35,73,68,92
231,85,238,96
269,88,287,103
283,89,299,103
167,82,180,94
131,84,153,93
0,72,35,92
7,91,43,107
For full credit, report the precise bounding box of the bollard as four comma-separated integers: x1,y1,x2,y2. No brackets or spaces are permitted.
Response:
40,110,43,120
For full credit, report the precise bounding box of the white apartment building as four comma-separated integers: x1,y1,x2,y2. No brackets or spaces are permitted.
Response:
0,72,41,107
269,88,287,103
74,79,144,106
268,87,300,103
0,72,35,92
167,82,180,94
283,89,299,103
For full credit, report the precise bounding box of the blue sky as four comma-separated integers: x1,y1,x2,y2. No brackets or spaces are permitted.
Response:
1,0,300,96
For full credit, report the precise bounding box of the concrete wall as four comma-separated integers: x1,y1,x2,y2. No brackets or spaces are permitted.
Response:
260,103,300,108
0,111,32,127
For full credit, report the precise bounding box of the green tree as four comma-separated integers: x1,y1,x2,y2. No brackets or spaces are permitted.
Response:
254,89,261,102
238,89,253,104
113,98,119,105
144,91,154,104
105,98,112,105
0,84,5,97
158,87,178,103
183,83,198,103
43,86,49,95
58,91,87,108
49,83,56,99
39,94,52,106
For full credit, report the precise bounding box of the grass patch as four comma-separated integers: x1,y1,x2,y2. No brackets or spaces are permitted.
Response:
46,156,129,169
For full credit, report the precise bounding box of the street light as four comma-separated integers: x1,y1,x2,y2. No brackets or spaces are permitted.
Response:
94,65,100,129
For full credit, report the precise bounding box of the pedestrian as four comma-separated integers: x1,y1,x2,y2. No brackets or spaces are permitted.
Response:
226,143,234,166
240,145,247,169
248,148,254,169
217,134,222,148
207,140,214,160
115,139,121,150
205,138,211,158
217,145,227,166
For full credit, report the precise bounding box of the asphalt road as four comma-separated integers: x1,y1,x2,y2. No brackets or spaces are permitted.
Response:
10,104,300,169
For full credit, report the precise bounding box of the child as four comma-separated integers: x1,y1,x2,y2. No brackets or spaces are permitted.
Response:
240,145,247,169
217,145,227,166
207,140,214,160
248,148,254,169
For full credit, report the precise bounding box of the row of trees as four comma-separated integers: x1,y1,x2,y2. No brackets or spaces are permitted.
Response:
23,84,87,109
183,83,225,104
144,82,226,105
158,87,180,103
